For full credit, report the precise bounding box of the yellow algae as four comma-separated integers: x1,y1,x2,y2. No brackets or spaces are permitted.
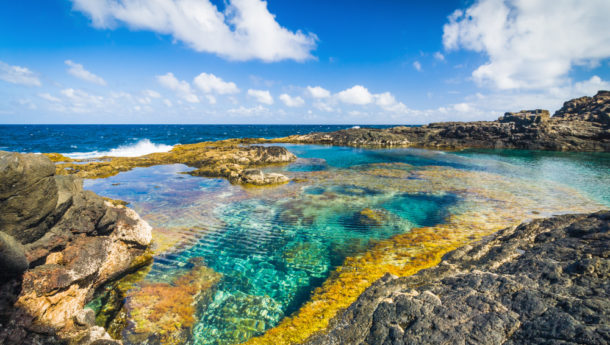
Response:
51,139,295,182
244,164,604,345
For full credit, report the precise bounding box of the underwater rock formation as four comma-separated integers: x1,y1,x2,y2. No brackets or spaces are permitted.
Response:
303,211,610,345
277,91,610,151
48,139,296,185
0,151,153,345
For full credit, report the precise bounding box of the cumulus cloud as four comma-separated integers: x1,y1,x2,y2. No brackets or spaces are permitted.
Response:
65,60,106,85
193,73,239,94
0,61,41,86
247,89,273,104
336,85,374,105
156,72,199,103
375,92,409,113
443,0,610,89
413,61,422,71
279,93,305,107
434,52,445,61
71,0,317,62
306,86,331,99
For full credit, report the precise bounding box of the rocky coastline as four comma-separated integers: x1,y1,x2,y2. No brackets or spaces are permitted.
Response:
277,90,610,151
0,91,608,345
0,151,152,345
303,210,610,345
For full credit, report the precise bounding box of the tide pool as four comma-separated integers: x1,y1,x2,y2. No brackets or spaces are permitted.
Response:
84,145,609,345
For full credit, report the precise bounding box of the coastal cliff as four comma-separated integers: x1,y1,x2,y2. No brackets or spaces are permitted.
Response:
279,90,610,151
303,211,610,345
0,151,152,345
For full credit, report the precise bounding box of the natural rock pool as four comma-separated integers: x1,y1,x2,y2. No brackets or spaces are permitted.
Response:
83,144,609,345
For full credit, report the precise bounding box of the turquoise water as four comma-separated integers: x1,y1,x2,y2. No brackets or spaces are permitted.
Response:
84,144,610,345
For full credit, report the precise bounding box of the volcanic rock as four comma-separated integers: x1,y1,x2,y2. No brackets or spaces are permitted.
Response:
304,211,610,345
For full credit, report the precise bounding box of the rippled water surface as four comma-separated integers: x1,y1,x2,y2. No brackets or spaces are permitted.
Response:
84,145,609,345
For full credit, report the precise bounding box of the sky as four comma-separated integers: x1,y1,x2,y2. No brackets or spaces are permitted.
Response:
1,0,609,124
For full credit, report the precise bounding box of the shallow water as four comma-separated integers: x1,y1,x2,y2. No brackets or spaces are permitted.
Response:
84,145,609,345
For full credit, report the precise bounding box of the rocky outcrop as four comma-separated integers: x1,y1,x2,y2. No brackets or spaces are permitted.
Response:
304,211,610,345
278,91,610,151
0,151,152,345
50,140,296,185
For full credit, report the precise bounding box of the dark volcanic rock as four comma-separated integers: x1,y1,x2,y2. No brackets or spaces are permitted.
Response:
304,211,610,345
0,152,152,345
283,91,610,151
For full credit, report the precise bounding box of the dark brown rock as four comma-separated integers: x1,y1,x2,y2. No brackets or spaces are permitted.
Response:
280,91,610,152
304,211,610,345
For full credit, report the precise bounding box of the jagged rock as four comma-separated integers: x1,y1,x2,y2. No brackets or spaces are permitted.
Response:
304,211,610,345
0,152,153,345
0,232,28,278
238,169,290,185
279,91,610,152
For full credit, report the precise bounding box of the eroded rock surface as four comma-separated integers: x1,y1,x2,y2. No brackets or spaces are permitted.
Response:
49,140,296,184
0,151,153,345
304,211,610,345
279,91,610,151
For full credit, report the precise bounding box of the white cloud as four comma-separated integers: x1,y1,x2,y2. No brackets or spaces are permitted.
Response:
0,61,41,86
193,73,239,94
156,72,199,103
413,61,422,71
279,93,305,107
205,94,217,105
163,99,173,107
375,92,409,113
65,60,106,85
71,0,317,62
38,93,61,102
143,89,161,98
434,52,445,61
247,89,273,105
443,0,610,89
60,88,105,112
306,86,331,99
336,85,373,105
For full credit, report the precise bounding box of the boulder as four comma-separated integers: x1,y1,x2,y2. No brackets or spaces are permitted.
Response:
0,232,28,278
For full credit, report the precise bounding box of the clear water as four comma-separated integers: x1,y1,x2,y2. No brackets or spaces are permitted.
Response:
82,144,610,345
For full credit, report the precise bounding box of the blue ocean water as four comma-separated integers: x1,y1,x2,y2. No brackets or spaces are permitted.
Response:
0,124,393,155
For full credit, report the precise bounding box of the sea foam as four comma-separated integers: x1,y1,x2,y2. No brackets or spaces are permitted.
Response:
64,139,174,159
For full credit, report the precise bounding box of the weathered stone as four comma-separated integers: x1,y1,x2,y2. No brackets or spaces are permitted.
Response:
0,151,58,243
0,232,28,278
278,91,610,152
304,211,610,345
0,152,153,345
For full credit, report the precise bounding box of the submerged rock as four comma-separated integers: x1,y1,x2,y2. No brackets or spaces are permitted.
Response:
304,211,610,345
277,91,610,152
0,151,153,345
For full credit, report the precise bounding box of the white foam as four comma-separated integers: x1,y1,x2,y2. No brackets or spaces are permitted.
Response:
351,125,361,129
64,139,174,159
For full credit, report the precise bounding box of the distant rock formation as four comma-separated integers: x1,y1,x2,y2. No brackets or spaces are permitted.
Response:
0,151,152,345
278,91,610,151
304,211,610,345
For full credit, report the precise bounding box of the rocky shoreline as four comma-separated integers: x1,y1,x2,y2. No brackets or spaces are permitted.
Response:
303,211,610,345
0,151,152,345
277,91,610,151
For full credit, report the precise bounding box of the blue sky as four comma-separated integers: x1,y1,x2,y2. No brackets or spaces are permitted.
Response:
1,0,609,124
